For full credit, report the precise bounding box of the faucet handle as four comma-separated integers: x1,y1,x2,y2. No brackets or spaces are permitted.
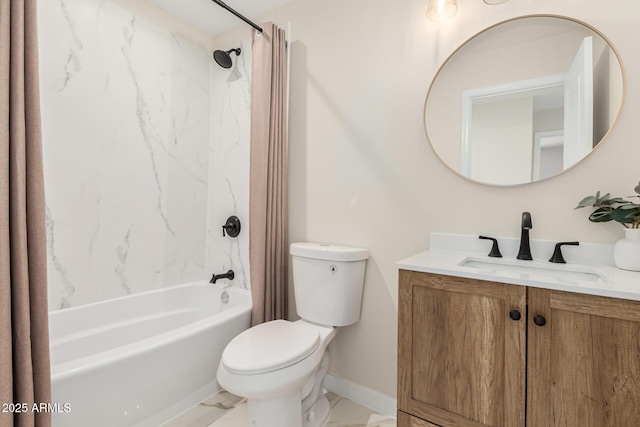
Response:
222,215,241,238
549,241,580,263
479,236,503,258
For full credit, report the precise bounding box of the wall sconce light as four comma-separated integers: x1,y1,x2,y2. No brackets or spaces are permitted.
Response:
426,0,458,22
427,0,509,21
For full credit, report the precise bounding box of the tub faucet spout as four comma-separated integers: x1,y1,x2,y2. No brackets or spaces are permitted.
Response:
517,212,533,260
210,270,235,284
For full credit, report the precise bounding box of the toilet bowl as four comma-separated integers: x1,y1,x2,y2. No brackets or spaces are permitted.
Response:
216,242,369,427
217,320,336,427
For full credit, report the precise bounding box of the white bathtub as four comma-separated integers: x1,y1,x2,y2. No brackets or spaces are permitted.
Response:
49,281,251,427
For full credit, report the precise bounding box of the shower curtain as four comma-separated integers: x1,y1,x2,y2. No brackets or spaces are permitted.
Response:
249,23,288,326
0,1,52,426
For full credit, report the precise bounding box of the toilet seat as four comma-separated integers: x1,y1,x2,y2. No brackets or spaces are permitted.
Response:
221,320,320,375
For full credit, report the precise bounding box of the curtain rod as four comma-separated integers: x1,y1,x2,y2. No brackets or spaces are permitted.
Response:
210,0,263,33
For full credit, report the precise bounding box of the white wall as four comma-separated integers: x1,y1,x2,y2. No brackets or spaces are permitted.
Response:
214,0,640,398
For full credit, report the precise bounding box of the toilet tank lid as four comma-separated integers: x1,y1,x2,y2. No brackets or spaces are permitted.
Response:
290,242,369,261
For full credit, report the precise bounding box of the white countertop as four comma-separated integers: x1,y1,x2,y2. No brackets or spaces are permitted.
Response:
397,233,640,302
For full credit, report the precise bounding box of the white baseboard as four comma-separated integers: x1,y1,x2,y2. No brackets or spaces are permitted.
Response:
323,374,397,417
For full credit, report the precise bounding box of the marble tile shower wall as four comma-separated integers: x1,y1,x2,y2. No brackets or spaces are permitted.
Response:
38,0,252,310
206,39,252,291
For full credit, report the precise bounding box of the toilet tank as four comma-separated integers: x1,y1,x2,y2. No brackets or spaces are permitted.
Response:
290,243,369,327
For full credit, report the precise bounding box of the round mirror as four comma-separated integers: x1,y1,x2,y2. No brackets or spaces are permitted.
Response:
425,15,625,186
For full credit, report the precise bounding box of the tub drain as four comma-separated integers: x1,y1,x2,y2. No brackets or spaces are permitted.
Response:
221,291,229,304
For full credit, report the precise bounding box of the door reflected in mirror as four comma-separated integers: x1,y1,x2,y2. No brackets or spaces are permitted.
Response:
425,15,624,186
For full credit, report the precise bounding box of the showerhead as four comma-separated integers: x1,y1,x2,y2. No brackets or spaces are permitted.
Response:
213,48,241,69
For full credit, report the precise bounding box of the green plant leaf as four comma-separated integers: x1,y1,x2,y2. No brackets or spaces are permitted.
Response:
575,186,640,225
612,207,639,224
575,195,597,209
601,197,630,206
619,203,640,210
574,196,600,209
589,207,614,222
596,192,611,204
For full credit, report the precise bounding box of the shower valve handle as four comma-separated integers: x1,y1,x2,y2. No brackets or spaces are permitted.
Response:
222,216,241,238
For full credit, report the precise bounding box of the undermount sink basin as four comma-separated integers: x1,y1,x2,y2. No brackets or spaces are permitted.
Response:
458,257,611,284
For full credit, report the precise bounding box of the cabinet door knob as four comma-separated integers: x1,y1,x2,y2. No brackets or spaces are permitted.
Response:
509,310,521,321
533,315,547,327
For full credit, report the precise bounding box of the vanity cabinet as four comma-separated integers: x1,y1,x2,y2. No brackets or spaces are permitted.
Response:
527,287,640,426
398,270,526,427
398,270,640,427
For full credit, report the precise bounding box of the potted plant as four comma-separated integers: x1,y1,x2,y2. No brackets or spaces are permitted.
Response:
575,182,640,271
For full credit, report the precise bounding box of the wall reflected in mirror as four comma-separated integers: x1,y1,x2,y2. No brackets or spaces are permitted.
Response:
425,15,624,186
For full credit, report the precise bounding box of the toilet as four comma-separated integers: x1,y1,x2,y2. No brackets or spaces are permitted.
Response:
216,242,369,427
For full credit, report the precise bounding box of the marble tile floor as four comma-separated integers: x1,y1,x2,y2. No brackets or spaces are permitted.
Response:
163,390,396,427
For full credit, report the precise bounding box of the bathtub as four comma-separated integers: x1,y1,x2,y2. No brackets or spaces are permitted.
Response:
49,281,251,427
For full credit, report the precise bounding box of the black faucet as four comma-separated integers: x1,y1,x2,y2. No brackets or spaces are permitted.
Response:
517,212,533,260
210,270,235,284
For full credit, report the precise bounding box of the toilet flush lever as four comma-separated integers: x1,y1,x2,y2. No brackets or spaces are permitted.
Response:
222,216,241,237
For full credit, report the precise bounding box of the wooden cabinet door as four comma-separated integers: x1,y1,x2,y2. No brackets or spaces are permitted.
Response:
398,410,442,427
528,288,640,426
398,270,526,427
